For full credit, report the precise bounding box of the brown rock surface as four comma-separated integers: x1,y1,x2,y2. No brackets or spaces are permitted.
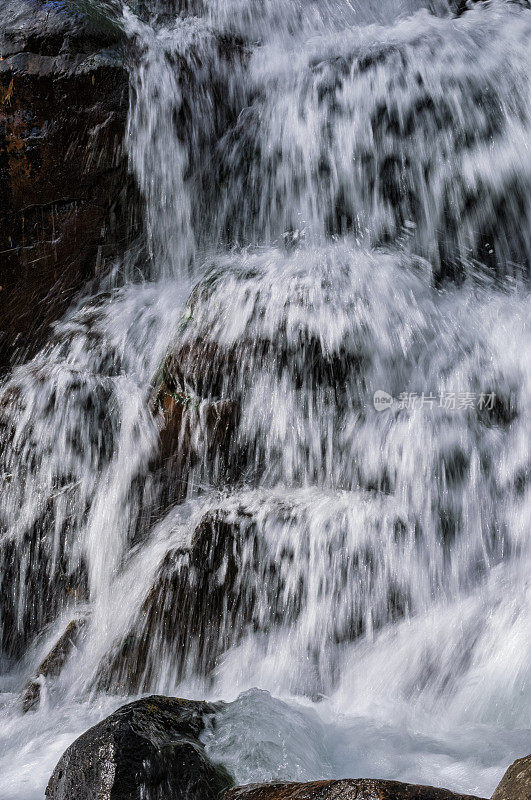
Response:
223,779,486,800
0,0,135,372
491,755,531,800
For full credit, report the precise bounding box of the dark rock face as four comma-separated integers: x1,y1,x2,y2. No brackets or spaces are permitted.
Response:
96,490,413,695
96,507,266,692
153,376,238,505
22,617,87,712
154,250,371,479
449,0,480,13
491,755,531,800
0,506,89,663
223,779,486,800
46,695,233,800
0,0,135,373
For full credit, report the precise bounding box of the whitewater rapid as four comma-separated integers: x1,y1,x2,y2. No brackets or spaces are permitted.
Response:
1,1,530,798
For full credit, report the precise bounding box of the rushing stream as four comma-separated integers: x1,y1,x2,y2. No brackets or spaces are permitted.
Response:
1,1,530,798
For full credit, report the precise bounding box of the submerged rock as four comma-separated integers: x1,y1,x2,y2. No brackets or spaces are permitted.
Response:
0,364,115,661
491,755,531,800
218,6,530,280
95,488,415,695
0,0,135,372
0,516,88,663
46,695,233,800
223,779,486,800
96,505,268,692
22,617,87,712
153,374,238,504
152,244,380,491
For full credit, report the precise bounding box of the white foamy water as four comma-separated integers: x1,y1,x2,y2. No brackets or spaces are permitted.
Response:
0,0,530,798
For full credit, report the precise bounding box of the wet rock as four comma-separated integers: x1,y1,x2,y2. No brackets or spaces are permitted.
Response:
449,0,479,13
0,362,117,661
159,251,368,408
223,779,485,800
219,14,530,280
96,491,412,694
491,755,531,800
46,695,233,800
152,375,238,504
0,514,89,663
0,0,125,59
451,1,530,15
96,506,277,692
151,245,408,496
0,0,136,372
22,617,87,712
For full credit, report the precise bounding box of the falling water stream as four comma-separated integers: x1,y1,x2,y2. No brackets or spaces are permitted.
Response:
1,1,530,798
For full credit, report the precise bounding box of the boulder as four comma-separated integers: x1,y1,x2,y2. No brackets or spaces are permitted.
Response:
0,0,136,372
22,617,87,712
223,779,485,800
491,755,531,800
46,695,233,800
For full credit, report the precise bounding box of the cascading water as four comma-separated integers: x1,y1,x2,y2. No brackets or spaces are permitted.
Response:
0,0,529,798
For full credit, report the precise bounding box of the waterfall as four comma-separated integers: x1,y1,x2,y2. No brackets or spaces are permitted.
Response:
0,1,529,798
